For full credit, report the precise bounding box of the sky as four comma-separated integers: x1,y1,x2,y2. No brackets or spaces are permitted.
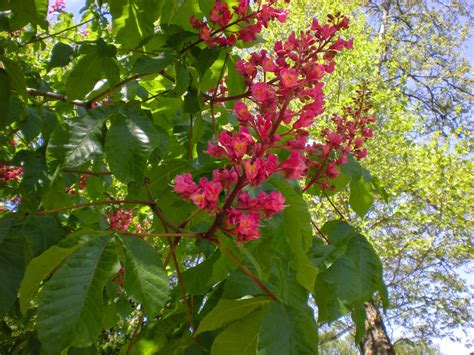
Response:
60,1,473,354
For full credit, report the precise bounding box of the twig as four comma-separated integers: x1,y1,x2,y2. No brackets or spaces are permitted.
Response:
311,220,331,244
121,232,205,239
33,200,154,215
171,252,195,332
214,239,278,301
323,191,348,221
22,18,94,46
126,309,145,355
62,168,111,176
26,88,90,107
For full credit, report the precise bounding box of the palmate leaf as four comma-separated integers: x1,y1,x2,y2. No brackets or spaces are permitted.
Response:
314,229,386,323
120,236,169,316
37,237,118,353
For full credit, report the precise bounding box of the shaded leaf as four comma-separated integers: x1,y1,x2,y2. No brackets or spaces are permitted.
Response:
121,236,169,316
37,237,118,353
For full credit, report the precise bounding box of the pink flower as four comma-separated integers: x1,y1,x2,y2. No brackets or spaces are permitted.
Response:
232,0,249,16
279,151,307,179
257,191,286,218
243,159,261,184
234,101,253,123
226,209,261,242
251,82,275,102
174,173,198,198
109,210,133,231
210,0,232,27
280,68,298,88
48,0,66,14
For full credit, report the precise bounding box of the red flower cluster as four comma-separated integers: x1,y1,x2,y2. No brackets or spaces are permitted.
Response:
305,91,376,190
48,0,66,14
0,165,23,184
190,0,289,47
175,9,375,243
109,210,133,231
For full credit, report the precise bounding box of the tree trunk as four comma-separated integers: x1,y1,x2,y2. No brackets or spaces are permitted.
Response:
359,301,394,355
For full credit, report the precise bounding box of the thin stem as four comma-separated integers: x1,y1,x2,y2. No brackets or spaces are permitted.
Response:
188,114,194,160
180,13,254,54
323,191,348,221
126,309,145,355
22,18,94,46
121,232,204,239
311,220,331,244
62,168,111,176
205,175,246,239
214,239,277,301
26,88,90,107
171,252,195,332
33,200,154,215
87,73,142,104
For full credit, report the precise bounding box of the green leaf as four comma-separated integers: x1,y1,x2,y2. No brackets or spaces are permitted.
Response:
211,310,263,355
47,111,106,169
110,0,164,48
226,54,247,102
66,53,104,100
341,155,372,182
37,237,118,353
258,303,318,355
349,177,374,217
314,234,385,322
22,215,65,257
196,297,270,334
351,304,366,343
105,108,163,183
10,0,48,29
0,218,25,317
269,177,317,291
132,52,176,75
181,252,220,295
120,236,169,316
171,61,190,96
0,69,11,117
19,239,83,314
49,42,74,69
66,50,120,100
2,57,27,97
19,107,43,143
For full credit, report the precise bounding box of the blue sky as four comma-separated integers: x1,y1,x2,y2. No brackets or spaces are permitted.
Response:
61,1,473,353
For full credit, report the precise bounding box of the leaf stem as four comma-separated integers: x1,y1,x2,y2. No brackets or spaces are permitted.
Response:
213,239,278,301
126,309,145,355
62,168,111,176
323,191,348,222
33,200,154,215
121,232,204,239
